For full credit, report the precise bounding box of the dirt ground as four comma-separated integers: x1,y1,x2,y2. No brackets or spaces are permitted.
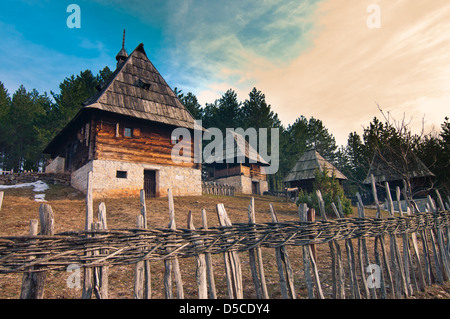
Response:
0,183,449,299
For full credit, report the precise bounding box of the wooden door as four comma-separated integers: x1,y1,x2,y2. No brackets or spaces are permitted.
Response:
252,181,259,195
144,170,156,198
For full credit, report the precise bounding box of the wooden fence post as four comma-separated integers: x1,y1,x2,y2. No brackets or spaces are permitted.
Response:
385,181,409,298
0,191,3,211
356,193,377,299
135,215,146,299
269,203,296,299
20,204,54,299
93,202,108,299
216,203,243,299
247,198,269,299
298,203,323,299
82,171,94,299
330,202,346,299
187,211,208,299
164,189,184,299
201,209,217,299
370,178,393,299
401,181,427,291
139,190,151,298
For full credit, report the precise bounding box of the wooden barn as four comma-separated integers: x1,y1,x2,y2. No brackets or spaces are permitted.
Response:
204,130,269,195
283,148,347,193
43,41,202,198
362,148,435,199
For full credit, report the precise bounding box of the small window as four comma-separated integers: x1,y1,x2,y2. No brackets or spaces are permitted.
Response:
116,170,127,179
124,127,132,138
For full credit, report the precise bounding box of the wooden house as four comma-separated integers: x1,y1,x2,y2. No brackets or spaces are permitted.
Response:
43,41,202,198
362,148,435,199
283,148,347,193
204,130,269,195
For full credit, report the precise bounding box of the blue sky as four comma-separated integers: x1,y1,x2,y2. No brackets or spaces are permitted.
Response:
1,0,449,145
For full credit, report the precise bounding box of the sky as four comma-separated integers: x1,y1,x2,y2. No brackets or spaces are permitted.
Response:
0,0,449,146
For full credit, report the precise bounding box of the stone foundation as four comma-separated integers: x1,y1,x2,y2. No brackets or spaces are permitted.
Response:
71,160,202,198
214,175,268,195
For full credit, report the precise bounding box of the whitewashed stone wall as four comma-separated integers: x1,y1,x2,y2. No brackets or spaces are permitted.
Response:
71,159,202,198
214,175,268,195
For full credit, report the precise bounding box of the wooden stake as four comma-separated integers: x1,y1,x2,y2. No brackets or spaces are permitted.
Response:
201,209,217,299
82,171,94,299
93,203,108,299
299,203,314,299
247,198,269,299
217,203,243,299
140,190,151,298
270,203,296,299
134,215,145,299
188,212,208,299
20,204,54,299
164,189,184,299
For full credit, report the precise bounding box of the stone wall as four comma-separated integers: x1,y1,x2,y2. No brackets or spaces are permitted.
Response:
0,172,70,186
213,175,268,195
71,159,202,198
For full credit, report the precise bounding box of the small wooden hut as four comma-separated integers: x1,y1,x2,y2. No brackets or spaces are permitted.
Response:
283,148,347,193
204,130,269,195
362,148,435,199
44,40,202,198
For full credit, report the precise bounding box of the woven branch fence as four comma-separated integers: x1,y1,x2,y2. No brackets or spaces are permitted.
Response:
1,173,450,299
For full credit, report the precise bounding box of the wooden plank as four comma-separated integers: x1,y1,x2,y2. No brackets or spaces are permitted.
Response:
20,205,54,299
201,209,217,299
187,211,208,299
216,203,243,299
0,191,3,211
269,204,296,299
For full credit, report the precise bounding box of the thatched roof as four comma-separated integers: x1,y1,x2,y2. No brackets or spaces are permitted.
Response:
83,43,197,130
203,130,270,166
283,148,347,183
362,148,435,184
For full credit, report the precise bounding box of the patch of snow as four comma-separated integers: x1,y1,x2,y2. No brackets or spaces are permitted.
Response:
0,180,49,202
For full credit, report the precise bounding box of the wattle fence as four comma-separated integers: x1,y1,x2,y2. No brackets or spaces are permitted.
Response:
1,172,450,299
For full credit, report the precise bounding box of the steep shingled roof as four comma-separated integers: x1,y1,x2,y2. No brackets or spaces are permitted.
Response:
283,148,347,182
82,43,197,130
203,130,270,166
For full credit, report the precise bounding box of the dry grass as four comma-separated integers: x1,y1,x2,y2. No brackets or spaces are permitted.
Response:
0,184,449,299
